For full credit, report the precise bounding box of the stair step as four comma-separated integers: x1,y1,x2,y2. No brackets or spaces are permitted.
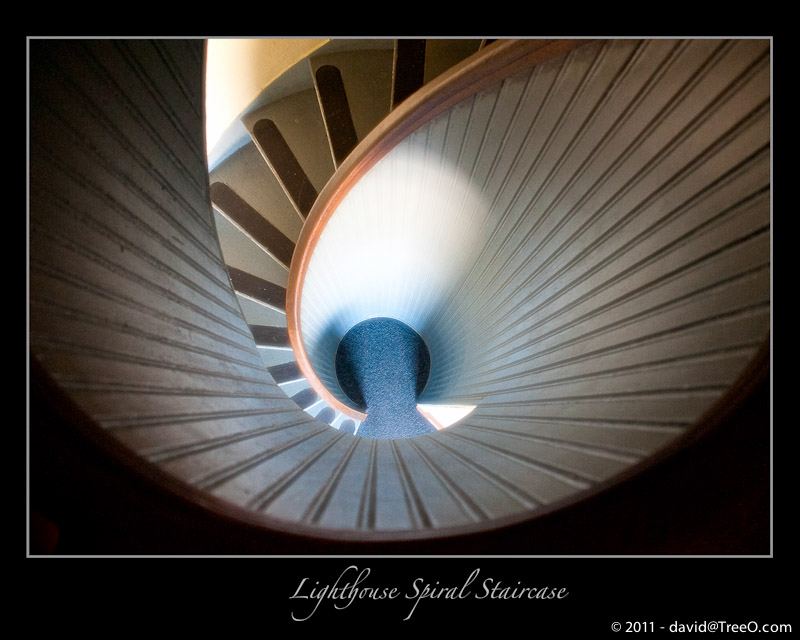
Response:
209,142,303,243
278,378,313,398
303,399,330,418
390,39,484,110
227,266,286,313
242,89,335,219
314,406,336,425
213,210,288,291
338,419,357,435
314,64,359,167
309,45,394,165
291,387,320,409
210,181,295,269
250,324,291,349
254,345,296,369
391,39,427,109
268,360,304,384
423,39,483,83
237,295,286,328
251,119,319,219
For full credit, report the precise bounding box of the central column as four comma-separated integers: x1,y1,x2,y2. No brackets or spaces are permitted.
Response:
335,317,435,438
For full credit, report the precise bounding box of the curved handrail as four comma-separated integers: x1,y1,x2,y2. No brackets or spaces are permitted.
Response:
286,39,593,420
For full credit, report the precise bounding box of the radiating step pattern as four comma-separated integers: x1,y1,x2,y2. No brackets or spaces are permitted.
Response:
296,38,770,531
427,38,771,411
29,38,770,540
28,39,320,478
210,39,485,424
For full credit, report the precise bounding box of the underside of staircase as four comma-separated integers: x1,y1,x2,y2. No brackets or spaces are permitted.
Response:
28,37,771,554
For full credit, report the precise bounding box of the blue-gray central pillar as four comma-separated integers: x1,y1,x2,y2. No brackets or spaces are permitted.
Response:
335,317,435,439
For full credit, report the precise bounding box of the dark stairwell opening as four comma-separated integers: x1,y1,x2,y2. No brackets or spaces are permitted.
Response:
335,317,435,438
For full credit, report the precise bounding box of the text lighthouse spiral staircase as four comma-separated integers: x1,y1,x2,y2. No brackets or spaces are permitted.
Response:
29,38,771,552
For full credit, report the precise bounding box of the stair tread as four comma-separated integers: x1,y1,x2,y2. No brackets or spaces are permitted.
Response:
252,118,318,218
209,142,304,242
291,387,320,409
250,324,291,349
392,39,427,109
314,64,359,167
423,39,483,84
268,360,304,384
211,181,295,268
309,47,394,154
227,266,287,312
242,89,335,216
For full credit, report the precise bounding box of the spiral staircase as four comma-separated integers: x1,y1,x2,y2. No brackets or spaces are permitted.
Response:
28,37,771,553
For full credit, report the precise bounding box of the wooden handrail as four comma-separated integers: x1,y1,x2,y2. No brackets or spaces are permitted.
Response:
286,39,593,421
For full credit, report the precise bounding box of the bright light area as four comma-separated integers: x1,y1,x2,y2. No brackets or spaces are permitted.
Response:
205,38,328,156
299,109,493,410
301,133,489,341
417,404,477,430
